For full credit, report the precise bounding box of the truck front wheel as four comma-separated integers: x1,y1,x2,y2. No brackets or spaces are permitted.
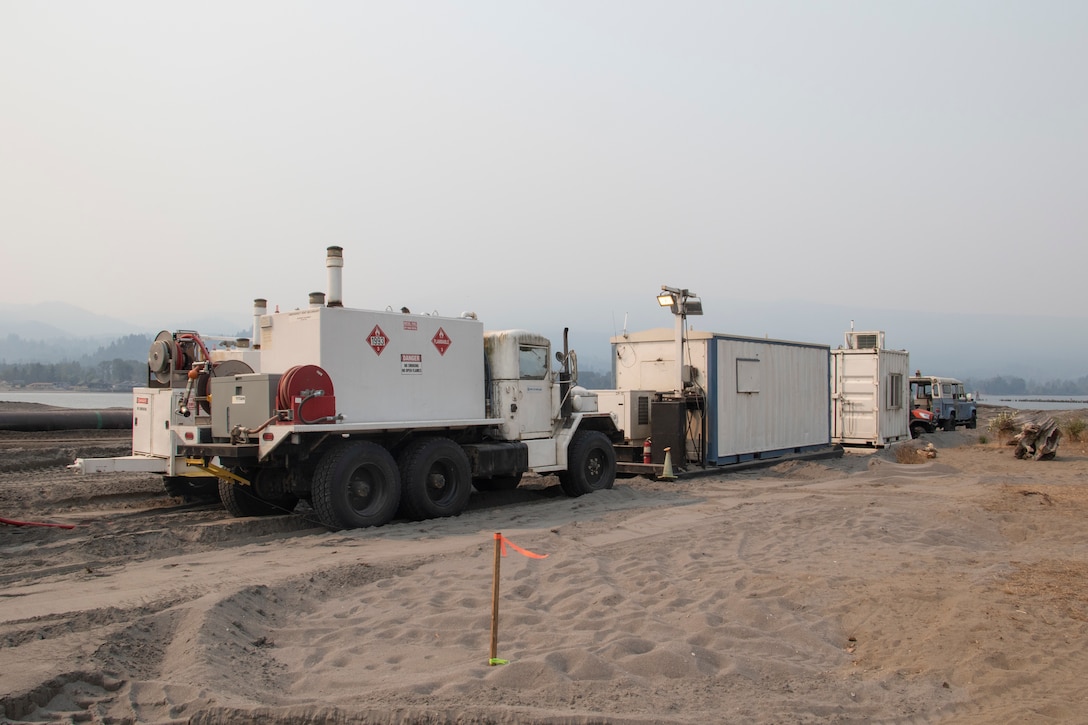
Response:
312,441,401,529
398,437,473,520
559,430,617,497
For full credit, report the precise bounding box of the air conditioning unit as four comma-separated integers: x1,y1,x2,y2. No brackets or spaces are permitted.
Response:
844,331,885,350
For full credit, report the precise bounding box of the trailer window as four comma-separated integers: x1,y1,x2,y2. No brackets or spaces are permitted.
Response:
887,373,903,409
519,345,549,380
736,358,760,393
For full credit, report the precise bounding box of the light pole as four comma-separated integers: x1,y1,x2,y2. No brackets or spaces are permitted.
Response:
656,285,702,395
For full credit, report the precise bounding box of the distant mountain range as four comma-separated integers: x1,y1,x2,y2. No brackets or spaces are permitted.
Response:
0,302,247,364
0,302,244,341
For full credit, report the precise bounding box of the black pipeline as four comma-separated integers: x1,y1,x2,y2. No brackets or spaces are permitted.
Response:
0,410,133,432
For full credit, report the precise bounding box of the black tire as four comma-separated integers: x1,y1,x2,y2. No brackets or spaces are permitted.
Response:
943,416,956,432
397,437,473,520
473,472,524,492
219,479,291,517
163,476,220,502
312,440,401,529
909,423,925,439
558,430,616,497
967,413,978,429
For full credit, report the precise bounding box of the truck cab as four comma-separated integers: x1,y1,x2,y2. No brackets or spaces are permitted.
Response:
910,374,977,431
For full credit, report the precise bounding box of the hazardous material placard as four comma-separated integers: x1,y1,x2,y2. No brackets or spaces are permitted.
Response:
432,327,451,356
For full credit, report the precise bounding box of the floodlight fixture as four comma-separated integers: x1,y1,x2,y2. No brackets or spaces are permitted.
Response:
657,285,701,317
656,283,704,393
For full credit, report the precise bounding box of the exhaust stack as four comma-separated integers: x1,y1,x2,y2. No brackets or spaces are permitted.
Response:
326,246,344,307
252,298,267,349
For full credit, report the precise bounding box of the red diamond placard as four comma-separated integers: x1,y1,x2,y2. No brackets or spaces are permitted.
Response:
432,327,451,356
367,325,389,356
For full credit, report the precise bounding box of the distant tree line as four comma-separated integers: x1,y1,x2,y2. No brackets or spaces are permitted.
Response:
963,375,1088,396
577,369,612,389
0,333,153,388
0,333,152,366
2,359,616,390
7,331,1085,396
0,359,145,387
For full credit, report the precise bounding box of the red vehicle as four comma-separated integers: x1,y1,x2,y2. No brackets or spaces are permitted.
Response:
909,407,938,438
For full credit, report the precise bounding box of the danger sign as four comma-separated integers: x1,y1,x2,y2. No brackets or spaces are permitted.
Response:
367,325,389,356
432,327,452,356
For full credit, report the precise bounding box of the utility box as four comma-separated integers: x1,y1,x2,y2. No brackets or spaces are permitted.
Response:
132,388,184,458
650,399,686,465
612,328,831,466
830,331,910,447
210,373,281,439
595,389,655,442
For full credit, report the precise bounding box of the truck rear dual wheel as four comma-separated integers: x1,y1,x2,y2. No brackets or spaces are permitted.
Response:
398,437,473,520
312,440,401,529
558,430,617,497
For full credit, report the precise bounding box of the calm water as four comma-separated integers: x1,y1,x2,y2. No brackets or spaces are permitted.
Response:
0,390,134,409
978,394,1088,411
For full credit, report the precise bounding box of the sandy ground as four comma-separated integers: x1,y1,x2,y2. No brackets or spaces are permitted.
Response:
2,403,1087,724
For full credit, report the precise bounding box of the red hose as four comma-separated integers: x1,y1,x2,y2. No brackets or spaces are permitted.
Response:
0,516,76,530
175,332,212,363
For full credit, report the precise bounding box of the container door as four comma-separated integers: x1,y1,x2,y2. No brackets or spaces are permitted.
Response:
839,354,878,442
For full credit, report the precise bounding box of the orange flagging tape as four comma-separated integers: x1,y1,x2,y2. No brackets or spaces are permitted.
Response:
0,516,75,530
496,533,548,559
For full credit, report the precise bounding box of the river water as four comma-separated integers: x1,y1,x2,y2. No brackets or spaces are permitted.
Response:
976,394,1088,411
0,391,134,409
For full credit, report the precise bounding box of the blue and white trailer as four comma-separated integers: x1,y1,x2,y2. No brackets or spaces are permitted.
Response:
603,328,833,471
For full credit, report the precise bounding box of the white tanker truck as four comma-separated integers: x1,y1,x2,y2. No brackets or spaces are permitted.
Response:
73,247,620,529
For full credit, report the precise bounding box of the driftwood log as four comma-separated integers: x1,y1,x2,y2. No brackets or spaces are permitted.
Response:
1008,416,1062,460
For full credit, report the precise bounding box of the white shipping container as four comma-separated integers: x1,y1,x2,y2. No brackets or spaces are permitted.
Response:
830,332,910,447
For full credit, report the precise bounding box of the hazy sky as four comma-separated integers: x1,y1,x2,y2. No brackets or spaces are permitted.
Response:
2,2,1086,346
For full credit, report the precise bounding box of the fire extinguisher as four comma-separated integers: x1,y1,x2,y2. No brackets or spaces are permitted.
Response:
643,438,652,464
